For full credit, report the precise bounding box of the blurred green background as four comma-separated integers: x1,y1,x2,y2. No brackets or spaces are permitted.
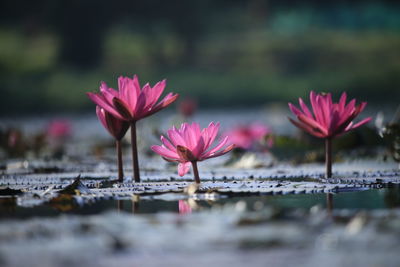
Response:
1,0,399,115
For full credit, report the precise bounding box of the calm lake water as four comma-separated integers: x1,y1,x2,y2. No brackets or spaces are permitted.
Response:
2,186,399,219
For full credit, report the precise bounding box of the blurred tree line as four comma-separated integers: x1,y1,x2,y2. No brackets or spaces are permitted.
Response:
0,0,400,114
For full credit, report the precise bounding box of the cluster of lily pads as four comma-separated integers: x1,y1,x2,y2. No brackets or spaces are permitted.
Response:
87,75,372,183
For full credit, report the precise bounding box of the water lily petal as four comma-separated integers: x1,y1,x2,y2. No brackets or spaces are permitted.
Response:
288,117,326,138
87,92,125,121
178,162,191,176
151,145,180,160
201,136,229,159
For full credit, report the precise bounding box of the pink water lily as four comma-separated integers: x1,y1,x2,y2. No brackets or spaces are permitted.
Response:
46,120,71,139
96,107,129,182
87,75,179,122
288,91,372,178
87,75,179,182
151,122,235,183
226,123,273,150
288,91,371,139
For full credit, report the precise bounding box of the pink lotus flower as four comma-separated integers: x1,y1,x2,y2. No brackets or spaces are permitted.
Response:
96,107,130,182
151,122,235,183
87,75,179,182
288,91,371,139
46,120,71,139
288,91,372,178
87,75,179,122
226,123,273,150
96,107,129,141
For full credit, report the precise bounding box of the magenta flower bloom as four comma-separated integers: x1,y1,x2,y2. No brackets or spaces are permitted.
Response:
46,120,71,139
96,107,129,182
87,75,179,122
151,122,235,183
288,91,372,178
226,123,273,150
288,91,371,139
87,75,179,182
178,97,197,118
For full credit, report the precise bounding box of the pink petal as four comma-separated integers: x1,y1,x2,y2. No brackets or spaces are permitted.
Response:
161,136,176,151
297,114,328,136
178,162,191,176
151,145,179,160
133,75,141,93
203,122,220,149
96,106,129,140
201,136,229,159
339,99,356,124
141,93,179,119
299,97,313,118
317,94,329,127
125,77,140,111
311,93,326,126
168,127,186,147
101,86,120,106
99,82,119,100
288,103,302,116
192,136,205,158
134,87,148,118
96,106,108,130
339,92,347,110
348,117,372,131
141,83,155,110
354,102,367,116
288,117,326,138
328,110,341,134
203,144,235,160
182,123,195,150
87,92,125,120
148,79,166,108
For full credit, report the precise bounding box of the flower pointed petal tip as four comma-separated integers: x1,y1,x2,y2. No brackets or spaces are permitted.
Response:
351,117,372,130
205,143,235,159
100,81,108,89
288,103,301,116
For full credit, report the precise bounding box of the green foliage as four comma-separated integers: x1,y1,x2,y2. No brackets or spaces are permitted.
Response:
1,3,400,114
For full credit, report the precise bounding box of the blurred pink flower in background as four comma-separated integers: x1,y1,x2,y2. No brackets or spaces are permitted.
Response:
7,130,21,148
151,122,235,183
46,120,72,139
178,200,192,214
178,97,197,118
225,123,273,150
